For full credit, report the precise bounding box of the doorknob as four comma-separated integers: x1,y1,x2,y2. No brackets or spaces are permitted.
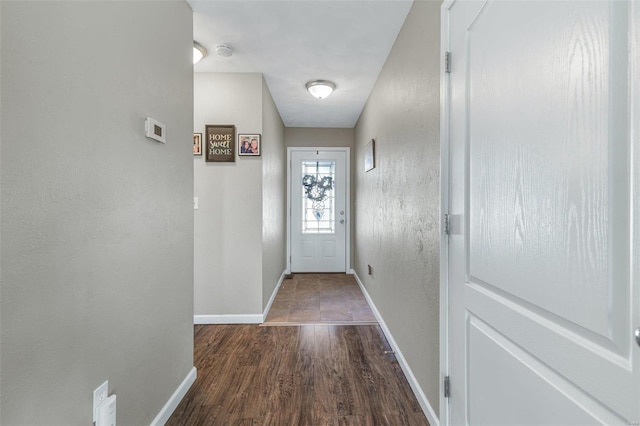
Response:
340,219,345,224
635,328,640,347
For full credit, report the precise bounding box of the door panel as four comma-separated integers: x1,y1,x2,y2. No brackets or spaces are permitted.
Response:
290,150,347,272
468,316,604,426
446,1,639,424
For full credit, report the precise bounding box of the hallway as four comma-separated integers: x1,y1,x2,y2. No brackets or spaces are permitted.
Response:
0,1,444,423
167,323,429,425
168,274,428,424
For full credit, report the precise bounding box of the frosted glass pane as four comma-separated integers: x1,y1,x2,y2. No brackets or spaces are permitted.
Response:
301,160,335,234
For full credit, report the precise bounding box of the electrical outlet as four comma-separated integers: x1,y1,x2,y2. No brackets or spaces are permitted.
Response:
93,381,109,423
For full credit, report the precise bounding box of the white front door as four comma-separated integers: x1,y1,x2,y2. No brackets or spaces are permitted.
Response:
289,149,348,273
445,1,639,424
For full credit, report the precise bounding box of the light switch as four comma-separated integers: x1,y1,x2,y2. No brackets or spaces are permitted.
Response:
194,197,199,210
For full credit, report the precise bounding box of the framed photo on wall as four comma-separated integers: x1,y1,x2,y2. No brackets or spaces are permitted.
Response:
238,134,261,156
364,139,375,172
205,125,236,162
193,133,202,155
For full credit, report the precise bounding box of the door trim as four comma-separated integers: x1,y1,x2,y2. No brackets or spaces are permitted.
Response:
286,147,351,274
440,2,454,425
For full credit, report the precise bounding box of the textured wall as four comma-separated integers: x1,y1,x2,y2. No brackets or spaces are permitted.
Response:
285,127,355,149
194,73,264,316
0,2,194,424
353,0,441,416
261,78,286,310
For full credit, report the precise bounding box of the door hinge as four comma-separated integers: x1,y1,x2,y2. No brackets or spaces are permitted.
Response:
445,51,451,74
444,376,450,398
444,214,451,235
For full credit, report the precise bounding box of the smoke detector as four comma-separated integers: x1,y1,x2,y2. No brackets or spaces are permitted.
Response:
215,45,234,57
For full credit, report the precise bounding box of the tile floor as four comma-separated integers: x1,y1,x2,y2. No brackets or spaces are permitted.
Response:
263,273,378,325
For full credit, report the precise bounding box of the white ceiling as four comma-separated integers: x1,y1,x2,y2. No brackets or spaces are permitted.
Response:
189,0,414,128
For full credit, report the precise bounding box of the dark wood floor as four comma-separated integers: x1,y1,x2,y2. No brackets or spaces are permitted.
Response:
167,324,429,425
264,274,377,325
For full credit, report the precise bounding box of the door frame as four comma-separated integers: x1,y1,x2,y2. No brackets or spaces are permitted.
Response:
286,147,351,274
440,1,454,425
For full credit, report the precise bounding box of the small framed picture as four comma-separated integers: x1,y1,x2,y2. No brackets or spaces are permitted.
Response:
193,133,202,155
364,139,375,172
238,134,261,156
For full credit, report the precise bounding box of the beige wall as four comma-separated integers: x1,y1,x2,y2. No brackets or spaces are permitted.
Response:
285,127,354,149
353,0,441,416
194,73,264,316
0,2,194,424
261,78,286,310
194,73,286,316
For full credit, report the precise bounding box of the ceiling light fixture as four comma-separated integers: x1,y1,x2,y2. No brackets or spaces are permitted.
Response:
306,80,336,100
193,41,207,64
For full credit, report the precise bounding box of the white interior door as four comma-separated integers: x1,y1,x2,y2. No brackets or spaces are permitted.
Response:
289,149,347,273
445,1,639,424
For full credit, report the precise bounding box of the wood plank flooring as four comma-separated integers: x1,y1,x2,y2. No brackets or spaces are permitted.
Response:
264,274,377,325
167,324,429,425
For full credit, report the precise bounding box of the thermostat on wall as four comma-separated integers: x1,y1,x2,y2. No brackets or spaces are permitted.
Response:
145,117,166,143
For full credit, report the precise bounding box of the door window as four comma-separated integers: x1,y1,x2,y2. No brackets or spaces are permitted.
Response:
301,160,335,234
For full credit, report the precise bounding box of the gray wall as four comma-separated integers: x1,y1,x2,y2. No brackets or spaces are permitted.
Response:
194,73,286,316
285,127,355,149
194,73,263,316
0,2,194,424
353,0,441,415
261,79,286,310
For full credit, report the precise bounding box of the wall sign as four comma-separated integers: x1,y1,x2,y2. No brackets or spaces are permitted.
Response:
205,124,235,162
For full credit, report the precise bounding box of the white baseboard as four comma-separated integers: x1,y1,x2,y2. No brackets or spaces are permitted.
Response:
150,366,197,426
351,269,440,426
194,314,263,324
263,270,286,319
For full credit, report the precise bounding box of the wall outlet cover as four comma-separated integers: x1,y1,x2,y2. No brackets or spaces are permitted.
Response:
93,381,109,422
96,394,117,426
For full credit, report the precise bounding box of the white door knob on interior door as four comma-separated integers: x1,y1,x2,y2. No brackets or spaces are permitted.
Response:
635,328,640,347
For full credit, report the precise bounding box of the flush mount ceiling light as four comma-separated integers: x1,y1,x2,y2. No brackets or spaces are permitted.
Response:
193,41,207,64
306,80,336,100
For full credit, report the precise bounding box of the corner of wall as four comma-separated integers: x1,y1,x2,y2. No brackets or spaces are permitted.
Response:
260,78,286,311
